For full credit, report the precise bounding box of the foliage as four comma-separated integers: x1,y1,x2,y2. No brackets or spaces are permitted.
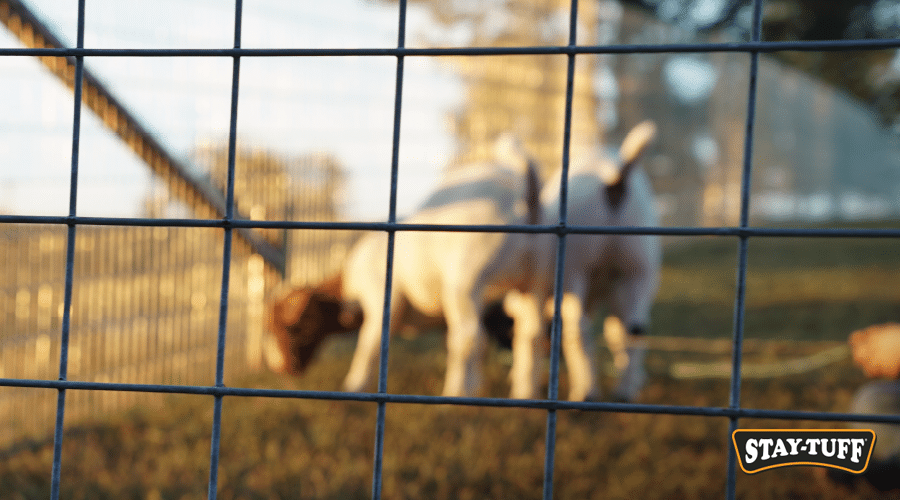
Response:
377,0,900,128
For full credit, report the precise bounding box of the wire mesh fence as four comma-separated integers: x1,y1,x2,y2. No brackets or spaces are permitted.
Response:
2,0,900,499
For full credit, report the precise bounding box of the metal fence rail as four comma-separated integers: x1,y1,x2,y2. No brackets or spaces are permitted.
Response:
2,0,900,499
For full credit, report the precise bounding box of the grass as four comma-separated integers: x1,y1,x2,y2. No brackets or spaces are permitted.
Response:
657,232,900,342
2,228,900,499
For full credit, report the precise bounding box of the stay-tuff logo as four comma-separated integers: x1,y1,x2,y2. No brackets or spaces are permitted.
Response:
732,429,876,474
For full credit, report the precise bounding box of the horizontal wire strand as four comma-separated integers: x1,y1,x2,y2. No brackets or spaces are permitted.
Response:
1,377,899,424
2,38,900,57
2,214,899,238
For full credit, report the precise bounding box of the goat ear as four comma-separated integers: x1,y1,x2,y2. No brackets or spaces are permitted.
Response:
603,121,657,208
620,120,657,167
316,272,344,301
276,289,313,328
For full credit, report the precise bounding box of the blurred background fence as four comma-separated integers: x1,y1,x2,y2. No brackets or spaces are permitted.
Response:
0,160,354,449
0,170,355,447
0,0,361,446
0,223,248,444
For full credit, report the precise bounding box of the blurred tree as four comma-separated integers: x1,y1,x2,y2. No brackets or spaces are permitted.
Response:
375,0,900,130
142,145,349,253
193,145,355,286
373,0,607,177
625,0,900,128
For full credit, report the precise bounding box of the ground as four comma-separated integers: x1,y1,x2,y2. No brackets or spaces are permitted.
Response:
2,224,900,499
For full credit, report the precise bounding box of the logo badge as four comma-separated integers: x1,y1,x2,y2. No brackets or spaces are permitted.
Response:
732,429,876,474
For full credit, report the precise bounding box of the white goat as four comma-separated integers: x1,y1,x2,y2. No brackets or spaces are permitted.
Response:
267,135,543,398
514,121,661,402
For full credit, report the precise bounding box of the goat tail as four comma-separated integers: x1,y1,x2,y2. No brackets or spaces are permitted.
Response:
493,132,542,224
492,133,529,172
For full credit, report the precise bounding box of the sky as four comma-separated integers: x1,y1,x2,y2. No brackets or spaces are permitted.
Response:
0,0,463,220
3,1,899,224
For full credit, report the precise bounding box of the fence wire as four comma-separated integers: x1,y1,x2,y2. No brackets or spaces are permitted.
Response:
3,0,900,499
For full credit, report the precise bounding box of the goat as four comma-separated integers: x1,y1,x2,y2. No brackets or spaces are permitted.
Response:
519,121,661,402
266,135,542,398
265,278,515,376
265,274,362,376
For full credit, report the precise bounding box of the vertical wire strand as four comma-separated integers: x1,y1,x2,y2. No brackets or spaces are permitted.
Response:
542,1,579,499
50,1,86,498
725,1,765,498
371,1,407,498
207,1,243,498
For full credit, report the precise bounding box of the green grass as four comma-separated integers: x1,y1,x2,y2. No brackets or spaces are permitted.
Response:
2,230,900,499
656,233,900,342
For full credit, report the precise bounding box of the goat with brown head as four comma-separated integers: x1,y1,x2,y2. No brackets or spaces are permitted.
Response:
266,133,535,397
267,281,516,376
266,274,363,375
